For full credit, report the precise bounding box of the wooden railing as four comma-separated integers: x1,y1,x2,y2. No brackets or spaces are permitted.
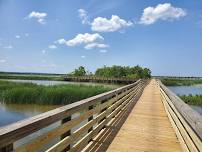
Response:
0,79,147,152
158,81,202,152
64,76,138,84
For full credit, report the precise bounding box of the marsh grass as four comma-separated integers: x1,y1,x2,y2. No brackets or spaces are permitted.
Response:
0,74,63,81
0,80,112,105
161,79,202,86
180,94,202,107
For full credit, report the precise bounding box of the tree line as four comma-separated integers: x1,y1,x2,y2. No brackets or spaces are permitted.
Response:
69,65,151,79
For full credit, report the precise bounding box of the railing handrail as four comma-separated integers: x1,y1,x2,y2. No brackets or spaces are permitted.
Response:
0,79,141,147
158,80,202,141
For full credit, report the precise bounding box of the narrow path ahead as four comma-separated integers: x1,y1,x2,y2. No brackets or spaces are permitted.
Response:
106,79,182,152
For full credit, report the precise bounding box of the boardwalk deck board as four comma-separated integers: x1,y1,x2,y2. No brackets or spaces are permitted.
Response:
106,80,182,152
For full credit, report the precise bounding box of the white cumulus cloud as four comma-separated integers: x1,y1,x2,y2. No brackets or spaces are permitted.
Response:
91,15,133,32
0,59,6,63
55,39,66,45
42,50,46,54
78,9,89,24
4,45,13,49
99,49,108,53
84,43,109,50
15,35,20,39
48,45,57,49
28,11,47,24
66,33,104,46
81,55,86,59
139,3,186,25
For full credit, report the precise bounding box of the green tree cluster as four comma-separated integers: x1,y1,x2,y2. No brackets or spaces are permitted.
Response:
70,66,86,76
69,65,151,79
95,65,151,79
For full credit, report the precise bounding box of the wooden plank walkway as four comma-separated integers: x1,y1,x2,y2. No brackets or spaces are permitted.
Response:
106,79,182,152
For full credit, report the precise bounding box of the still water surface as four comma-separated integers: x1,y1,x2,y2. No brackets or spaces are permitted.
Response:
168,85,202,96
0,103,59,127
168,85,202,115
0,102,85,150
0,79,119,127
1,79,120,88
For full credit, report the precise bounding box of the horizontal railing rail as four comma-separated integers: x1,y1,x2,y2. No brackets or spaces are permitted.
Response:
0,79,147,152
158,80,202,152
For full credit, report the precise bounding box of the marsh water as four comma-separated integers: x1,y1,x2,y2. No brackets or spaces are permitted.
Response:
0,79,117,150
168,85,202,115
1,79,121,87
0,103,59,127
0,79,119,127
168,85,202,96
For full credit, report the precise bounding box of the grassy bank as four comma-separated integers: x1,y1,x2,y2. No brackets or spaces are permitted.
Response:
180,95,202,106
0,74,64,81
0,80,112,105
161,78,202,86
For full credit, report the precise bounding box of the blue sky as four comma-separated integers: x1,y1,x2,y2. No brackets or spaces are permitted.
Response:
0,0,202,76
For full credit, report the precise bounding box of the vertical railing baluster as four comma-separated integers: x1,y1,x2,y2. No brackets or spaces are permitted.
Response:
61,115,71,151
0,144,13,152
98,98,108,130
112,91,119,118
88,105,94,143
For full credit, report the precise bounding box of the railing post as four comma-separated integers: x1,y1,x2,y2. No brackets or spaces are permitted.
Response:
61,115,71,151
88,105,94,142
112,91,119,118
0,144,13,152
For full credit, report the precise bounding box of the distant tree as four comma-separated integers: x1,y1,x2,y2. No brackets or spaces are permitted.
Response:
71,66,86,76
86,70,93,76
142,68,151,78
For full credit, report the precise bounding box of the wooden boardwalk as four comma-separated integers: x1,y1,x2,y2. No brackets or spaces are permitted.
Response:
106,79,182,152
2,79,201,151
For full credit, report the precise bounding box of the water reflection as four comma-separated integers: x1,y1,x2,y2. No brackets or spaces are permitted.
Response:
190,105,202,115
0,103,59,127
168,85,202,96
